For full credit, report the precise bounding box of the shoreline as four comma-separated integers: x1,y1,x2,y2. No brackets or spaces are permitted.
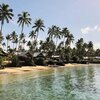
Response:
0,63,99,75
0,66,52,75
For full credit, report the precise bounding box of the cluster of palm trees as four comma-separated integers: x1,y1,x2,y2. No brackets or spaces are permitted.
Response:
0,3,74,53
0,3,100,63
0,3,44,52
75,38,94,60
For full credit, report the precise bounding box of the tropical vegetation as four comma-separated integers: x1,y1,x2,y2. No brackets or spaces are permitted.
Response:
0,3,100,67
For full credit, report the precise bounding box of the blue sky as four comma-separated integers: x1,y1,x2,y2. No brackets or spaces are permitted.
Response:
0,0,100,49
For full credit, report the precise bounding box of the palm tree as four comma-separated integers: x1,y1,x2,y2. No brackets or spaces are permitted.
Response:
75,38,84,60
6,34,11,52
19,33,25,49
0,31,4,47
88,41,93,50
76,38,84,49
83,42,88,56
19,33,25,41
27,41,31,49
13,37,18,51
53,26,61,48
56,41,64,55
95,49,100,56
27,41,36,52
32,19,45,41
17,12,31,52
40,37,55,56
17,12,31,34
39,40,44,52
2,42,6,49
48,25,61,53
0,3,14,33
11,31,17,49
62,27,69,47
62,29,74,61
65,32,74,48
22,38,27,50
87,41,94,58
48,25,56,41
29,30,36,41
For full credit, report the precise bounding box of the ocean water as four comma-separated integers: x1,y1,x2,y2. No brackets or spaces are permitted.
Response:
0,65,100,100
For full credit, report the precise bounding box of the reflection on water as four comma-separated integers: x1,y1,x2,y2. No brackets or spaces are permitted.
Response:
0,65,100,100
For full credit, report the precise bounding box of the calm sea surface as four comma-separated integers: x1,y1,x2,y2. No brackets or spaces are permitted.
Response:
0,65,100,100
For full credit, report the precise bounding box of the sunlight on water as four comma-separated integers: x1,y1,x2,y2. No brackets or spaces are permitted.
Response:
0,65,100,100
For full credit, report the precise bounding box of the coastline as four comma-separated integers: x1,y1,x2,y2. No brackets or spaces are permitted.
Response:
0,63,96,75
0,66,52,74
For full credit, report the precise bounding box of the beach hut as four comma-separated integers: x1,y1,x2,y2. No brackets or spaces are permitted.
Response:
18,51,34,66
33,52,46,65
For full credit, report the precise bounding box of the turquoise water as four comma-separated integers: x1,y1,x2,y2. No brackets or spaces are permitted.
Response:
0,65,100,100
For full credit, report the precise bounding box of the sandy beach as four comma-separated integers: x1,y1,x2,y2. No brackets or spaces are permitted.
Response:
0,66,53,74
0,64,91,75
65,63,89,67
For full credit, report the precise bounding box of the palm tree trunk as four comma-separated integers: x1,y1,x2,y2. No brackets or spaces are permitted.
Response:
18,26,23,52
1,25,2,33
63,37,66,48
18,25,23,51
18,39,20,50
1,21,3,33
23,44,24,50
16,43,17,51
7,40,8,52
56,38,58,49
55,38,58,55
36,31,39,42
63,37,66,60
21,26,24,34
35,31,39,50
13,43,14,49
0,22,3,49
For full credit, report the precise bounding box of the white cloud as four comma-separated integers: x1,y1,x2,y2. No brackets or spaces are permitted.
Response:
94,42,100,50
81,25,100,34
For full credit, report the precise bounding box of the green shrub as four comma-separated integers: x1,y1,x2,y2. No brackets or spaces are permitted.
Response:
47,59,55,65
11,55,20,67
65,54,71,63
56,60,64,66
72,56,79,63
0,56,2,65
